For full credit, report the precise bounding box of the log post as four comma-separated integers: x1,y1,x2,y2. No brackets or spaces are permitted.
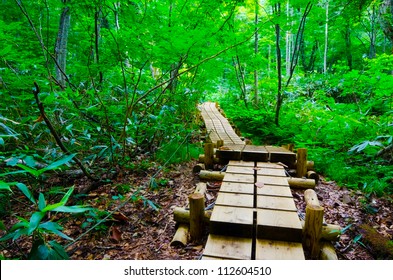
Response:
216,140,224,148
287,177,315,189
303,204,324,259
300,221,341,242
173,207,212,224
189,193,205,242
304,189,320,207
199,170,225,181
296,148,308,178
170,224,189,247
204,143,214,170
193,163,205,174
307,171,319,184
320,242,338,260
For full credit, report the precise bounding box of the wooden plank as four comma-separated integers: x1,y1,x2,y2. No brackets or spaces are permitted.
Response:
201,256,231,260
203,234,252,260
256,162,284,169
242,145,269,162
216,144,245,160
215,193,254,208
256,175,289,186
256,239,305,260
223,173,254,183
210,206,254,237
257,195,298,212
226,165,255,175
256,209,303,242
220,182,255,195
256,167,287,177
256,184,293,197
228,160,255,167
266,146,296,166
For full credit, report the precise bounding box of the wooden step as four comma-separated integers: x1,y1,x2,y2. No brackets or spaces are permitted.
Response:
203,234,253,260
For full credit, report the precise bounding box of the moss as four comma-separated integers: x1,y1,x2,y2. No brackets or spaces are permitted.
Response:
359,224,393,259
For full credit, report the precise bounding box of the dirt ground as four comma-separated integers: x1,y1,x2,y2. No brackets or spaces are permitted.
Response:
1,159,392,260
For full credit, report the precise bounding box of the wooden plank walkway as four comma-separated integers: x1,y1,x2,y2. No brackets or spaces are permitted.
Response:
199,102,305,260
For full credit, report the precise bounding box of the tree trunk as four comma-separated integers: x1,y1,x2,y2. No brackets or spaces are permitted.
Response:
253,0,259,106
54,0,71,88
379,0,393,48
274,3,282,126
324,0,329,73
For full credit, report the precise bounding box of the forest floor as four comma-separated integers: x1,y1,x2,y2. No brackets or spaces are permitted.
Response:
1,158,393,260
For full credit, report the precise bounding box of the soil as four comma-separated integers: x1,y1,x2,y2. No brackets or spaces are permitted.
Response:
1,159,392,260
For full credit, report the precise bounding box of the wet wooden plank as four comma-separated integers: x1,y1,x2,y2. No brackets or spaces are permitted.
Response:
210,206,254,237
256,240,305,260
228,160,255,167
203,234,252,260
256,209,303,242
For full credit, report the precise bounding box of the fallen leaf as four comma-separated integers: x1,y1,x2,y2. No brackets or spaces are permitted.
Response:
112,211,129,222
255,182,264,188
110,226,122,242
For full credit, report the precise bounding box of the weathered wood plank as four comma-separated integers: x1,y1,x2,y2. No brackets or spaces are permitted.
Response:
256,239,305,260
215,193,254,208
242,145,269,162
256,184,293,197
257,195,298,212
256,209,303,242
203,234,252,260
256,167,287,177
210,206,254,237
256,162,284,169
228,160,255,167
266,146,296,166
225,165,255,175
256,175,289,186
223,173,254,183
220,182,255,195
216,144,245,160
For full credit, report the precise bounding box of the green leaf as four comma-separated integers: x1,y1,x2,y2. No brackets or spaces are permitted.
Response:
48,241,69,260
0,220,6,231
16,164,40,177
42,153,76,172
0,137,4,146
0,181,12,192
59,186,74,205
38,193,46,211
28,212,45,235
5,157,19,166
16,183,36,204
49,205,91,213
23,156,36,168
38,221,73,241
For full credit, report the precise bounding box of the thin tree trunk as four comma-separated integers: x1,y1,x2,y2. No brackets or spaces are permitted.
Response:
379,0,393,49
54,0,70,88
344,24,353,70
324,0,329,74
254,0,259,106
274,3,282,126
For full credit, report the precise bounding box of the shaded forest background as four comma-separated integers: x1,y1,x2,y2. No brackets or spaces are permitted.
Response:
0,0,392,259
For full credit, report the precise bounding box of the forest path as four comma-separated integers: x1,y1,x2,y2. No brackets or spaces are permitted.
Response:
199,102,305,260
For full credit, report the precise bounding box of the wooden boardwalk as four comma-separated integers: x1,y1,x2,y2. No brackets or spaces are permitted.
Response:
199,102,305,260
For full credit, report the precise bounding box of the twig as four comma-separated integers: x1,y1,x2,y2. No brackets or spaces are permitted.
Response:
32,82,97,181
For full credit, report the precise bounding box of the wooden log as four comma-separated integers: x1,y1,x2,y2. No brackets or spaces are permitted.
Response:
195,182,207,194
307,170,319,184
198,154,219,164
304,189,320,207
216,140,224,148
199,170,225,181
296,148,308,178
173,207,212,224
300,221,341,242
193,163,205,174
170,224,189,247
307,161,314,170
189,193,205,242
303,204,324,259
320,242,338,260
204,143,214,170
287,178,315,189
